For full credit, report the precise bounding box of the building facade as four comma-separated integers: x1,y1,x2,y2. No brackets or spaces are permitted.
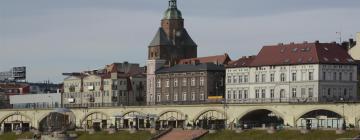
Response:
151,63,225,105
62,62,146,107
10,93,61,109
0,67,26,82
349,32,360,60
226,42,358,103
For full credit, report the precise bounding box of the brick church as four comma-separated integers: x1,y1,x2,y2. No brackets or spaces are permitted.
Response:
148,0,197,66
146,0,228,105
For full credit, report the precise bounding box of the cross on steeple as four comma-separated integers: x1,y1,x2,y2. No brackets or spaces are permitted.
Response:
169,0,177,8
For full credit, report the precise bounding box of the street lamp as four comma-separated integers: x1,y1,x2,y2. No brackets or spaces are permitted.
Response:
48,95,54,108
340,97,346,130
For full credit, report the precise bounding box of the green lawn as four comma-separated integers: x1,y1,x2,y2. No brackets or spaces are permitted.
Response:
75,131,153,140
0,132,34,140
200,130,360,140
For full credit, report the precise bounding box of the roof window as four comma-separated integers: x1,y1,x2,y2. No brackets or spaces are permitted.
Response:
284,59,290,63
324,47,329,51
292,48,298,52
297,58,302,63
334,58,340,62
323,57,328,61
347,59,354,62
308,57,313,62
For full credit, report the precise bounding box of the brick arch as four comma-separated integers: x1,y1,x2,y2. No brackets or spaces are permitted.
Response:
237,107,285,121
122,110,146,117
0,112,33,126
294,107,343,122
157,109,187,121
80,111,110,125
193,108,226,121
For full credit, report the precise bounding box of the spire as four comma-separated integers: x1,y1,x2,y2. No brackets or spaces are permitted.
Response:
169,0,177,9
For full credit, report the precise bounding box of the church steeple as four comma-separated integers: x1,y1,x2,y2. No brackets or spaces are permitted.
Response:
169,0,177,9
148,0,197,66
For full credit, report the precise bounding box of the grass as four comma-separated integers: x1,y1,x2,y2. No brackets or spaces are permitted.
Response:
0,132,34,140
0,131,153,140
200,130,360,140
74,130,153,140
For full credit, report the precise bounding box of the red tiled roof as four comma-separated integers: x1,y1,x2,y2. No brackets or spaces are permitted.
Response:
227,55,256,68
179,53,231,65
250,42,356,66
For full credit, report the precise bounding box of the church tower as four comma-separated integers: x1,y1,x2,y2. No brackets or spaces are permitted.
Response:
146,0,197,105
148,0,197,66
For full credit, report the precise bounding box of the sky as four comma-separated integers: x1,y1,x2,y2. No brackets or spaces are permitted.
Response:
1,0,360,83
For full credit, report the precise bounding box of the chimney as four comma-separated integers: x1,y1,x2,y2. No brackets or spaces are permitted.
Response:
315,40,320,44
303,41,308,44
290,42,295,45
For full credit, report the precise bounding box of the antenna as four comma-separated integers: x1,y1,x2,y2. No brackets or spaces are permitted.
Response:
336,32,342,43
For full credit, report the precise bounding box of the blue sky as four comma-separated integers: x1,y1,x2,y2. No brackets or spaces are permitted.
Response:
1,0,360,83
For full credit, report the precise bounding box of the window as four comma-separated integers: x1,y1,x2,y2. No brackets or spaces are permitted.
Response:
255,89,260,98
309,72,313,80
233,91,237,99
255,74,259,82
239,76,243,83
270,74,274,82
339,72,342,81
150,94,153,102
166,94,169,101
165,79,170,87
174,79,178,87
227,91,231,99
292,88,297,98
333,72,337,80
174,92,178,101
200,92,205,101
156,80,161,88
233,76,237,83
261,89,266,98
157,94,161,102
239,90,243,99
227,76,232,83
292,72,297,81
182,78,187,86
280,89,285,98
244,75,249,83
349,72,353,81
261,74,266,82
191,92,196,101
200,77,204,86
280,73,286,82
244,90,248,99
270,89,275,98
182,92,187,101
191,78,196,86
323,72,326,80
308,88,313,98
301,88,305,98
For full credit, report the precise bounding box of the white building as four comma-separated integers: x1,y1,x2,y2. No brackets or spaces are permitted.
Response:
10,93,61,109
226,41,358,103
348,32,360,60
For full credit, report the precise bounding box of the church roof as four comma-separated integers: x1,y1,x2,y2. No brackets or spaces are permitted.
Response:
177,29,197,47
149,28,173,47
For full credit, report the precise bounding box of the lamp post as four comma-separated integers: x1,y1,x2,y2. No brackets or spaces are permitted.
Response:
222,100,227,129
48,95,54,108
340,97,346,130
